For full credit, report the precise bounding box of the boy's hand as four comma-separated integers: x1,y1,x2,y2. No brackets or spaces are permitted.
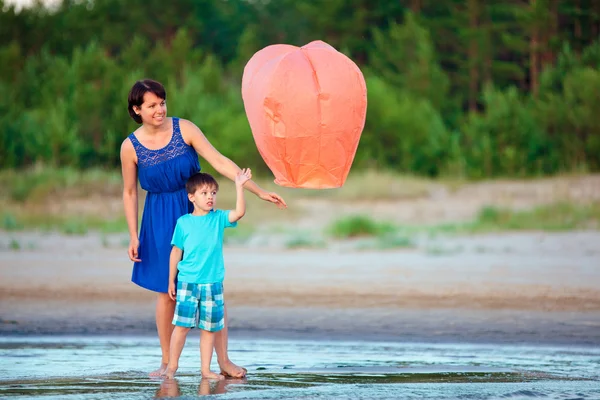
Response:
168,281,176,301
235,168,252,187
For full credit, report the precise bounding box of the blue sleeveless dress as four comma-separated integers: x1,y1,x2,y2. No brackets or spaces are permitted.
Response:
128,117,200,293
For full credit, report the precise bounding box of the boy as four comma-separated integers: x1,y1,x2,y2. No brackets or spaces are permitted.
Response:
163,169,251,380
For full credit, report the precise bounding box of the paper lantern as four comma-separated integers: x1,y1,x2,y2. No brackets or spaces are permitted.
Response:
242,40,367,189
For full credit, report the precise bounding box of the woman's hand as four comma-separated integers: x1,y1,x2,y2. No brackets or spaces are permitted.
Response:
128,238,142,262
258,190,287,209
178,119,288,209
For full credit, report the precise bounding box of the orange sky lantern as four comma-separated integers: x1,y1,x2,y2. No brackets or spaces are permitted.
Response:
242,40,367,189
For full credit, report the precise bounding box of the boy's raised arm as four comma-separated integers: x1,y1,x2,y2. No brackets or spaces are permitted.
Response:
168,246,183,300
229,168,252,223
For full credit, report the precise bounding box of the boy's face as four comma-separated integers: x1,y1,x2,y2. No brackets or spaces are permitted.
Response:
188,184,218,212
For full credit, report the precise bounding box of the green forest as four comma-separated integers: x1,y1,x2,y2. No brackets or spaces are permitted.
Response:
1,0,599,179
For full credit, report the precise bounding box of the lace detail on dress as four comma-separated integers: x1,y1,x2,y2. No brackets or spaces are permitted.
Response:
129,118,192,169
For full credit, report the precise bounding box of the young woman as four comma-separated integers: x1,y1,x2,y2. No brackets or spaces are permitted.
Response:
120,79,286,377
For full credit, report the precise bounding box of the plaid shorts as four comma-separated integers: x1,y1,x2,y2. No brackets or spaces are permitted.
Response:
172,281,225,332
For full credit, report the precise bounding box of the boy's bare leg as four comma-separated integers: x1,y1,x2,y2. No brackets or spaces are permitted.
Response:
201,330,224,380
164,326,190,379
150,293,176,377
215,305,246,378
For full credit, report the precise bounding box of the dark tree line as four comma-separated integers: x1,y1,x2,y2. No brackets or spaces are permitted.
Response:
1,0,599,178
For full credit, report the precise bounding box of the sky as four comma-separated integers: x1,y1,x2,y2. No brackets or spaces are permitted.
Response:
4,0,61,11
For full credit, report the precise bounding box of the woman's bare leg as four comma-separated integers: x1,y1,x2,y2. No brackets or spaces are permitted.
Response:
150,292,176,377
214,304,246,377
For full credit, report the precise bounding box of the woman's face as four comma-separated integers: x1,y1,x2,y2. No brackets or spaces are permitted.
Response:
134,91,167,127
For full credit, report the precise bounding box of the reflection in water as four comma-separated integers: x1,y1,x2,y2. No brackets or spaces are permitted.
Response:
1,336,599,399
155,379,180,398
198,377,248,396
155,377,248,398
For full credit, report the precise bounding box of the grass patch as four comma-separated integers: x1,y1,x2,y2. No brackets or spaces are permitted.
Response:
2,212,22,231
471,203,600,231
344,202,600,241
0,166,121,203
9,238,21,250
285,235,326,249
353,234,416,251
327,215,396,239
0,166,127,234
422,223,472,236
417,202,600,235
376,234,416,249
0,212,129,234
267,169,440,202
425,245,464,256
61,219,89,235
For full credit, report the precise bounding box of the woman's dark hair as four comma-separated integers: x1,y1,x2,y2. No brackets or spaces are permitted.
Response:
127,79,167,124
186,172,219,194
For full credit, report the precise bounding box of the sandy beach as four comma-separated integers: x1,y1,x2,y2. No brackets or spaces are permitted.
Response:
1,229,599,345
1,175,599,344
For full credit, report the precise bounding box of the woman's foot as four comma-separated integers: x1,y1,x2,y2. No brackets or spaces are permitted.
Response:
219,361,247,378
149,363,168,377
202,370,225,380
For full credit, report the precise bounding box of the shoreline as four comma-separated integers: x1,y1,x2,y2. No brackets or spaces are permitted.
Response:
2,326,599,348
2,304,599,346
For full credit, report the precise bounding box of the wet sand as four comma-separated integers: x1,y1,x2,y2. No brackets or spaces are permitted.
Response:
1,231,599,345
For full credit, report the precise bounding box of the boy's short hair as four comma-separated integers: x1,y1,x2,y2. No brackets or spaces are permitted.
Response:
127,79,166,124
186,172,219,194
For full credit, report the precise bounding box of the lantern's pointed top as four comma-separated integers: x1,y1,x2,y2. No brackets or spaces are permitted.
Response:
302,41,336,52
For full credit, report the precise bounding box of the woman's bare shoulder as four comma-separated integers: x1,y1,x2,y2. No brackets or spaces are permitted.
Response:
178,118,206,143
120,135,134,149
178,118,200,131
120,133,137,161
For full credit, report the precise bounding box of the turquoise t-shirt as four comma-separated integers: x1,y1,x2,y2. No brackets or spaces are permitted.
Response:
171,210,237,284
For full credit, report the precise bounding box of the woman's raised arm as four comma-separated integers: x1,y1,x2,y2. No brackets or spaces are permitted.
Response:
180,119,287,208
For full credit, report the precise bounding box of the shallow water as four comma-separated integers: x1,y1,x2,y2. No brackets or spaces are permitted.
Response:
1,336,599,399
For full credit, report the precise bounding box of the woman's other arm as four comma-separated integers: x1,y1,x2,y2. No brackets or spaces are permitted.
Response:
180,119,287,209
120,138,142,262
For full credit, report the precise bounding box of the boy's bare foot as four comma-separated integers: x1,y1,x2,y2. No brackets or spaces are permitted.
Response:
149,363,168,377
219,361,246,378
163,367,178,380
202,370,225,380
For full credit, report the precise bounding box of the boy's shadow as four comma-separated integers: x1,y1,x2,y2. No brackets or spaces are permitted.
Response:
155,377,248,398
